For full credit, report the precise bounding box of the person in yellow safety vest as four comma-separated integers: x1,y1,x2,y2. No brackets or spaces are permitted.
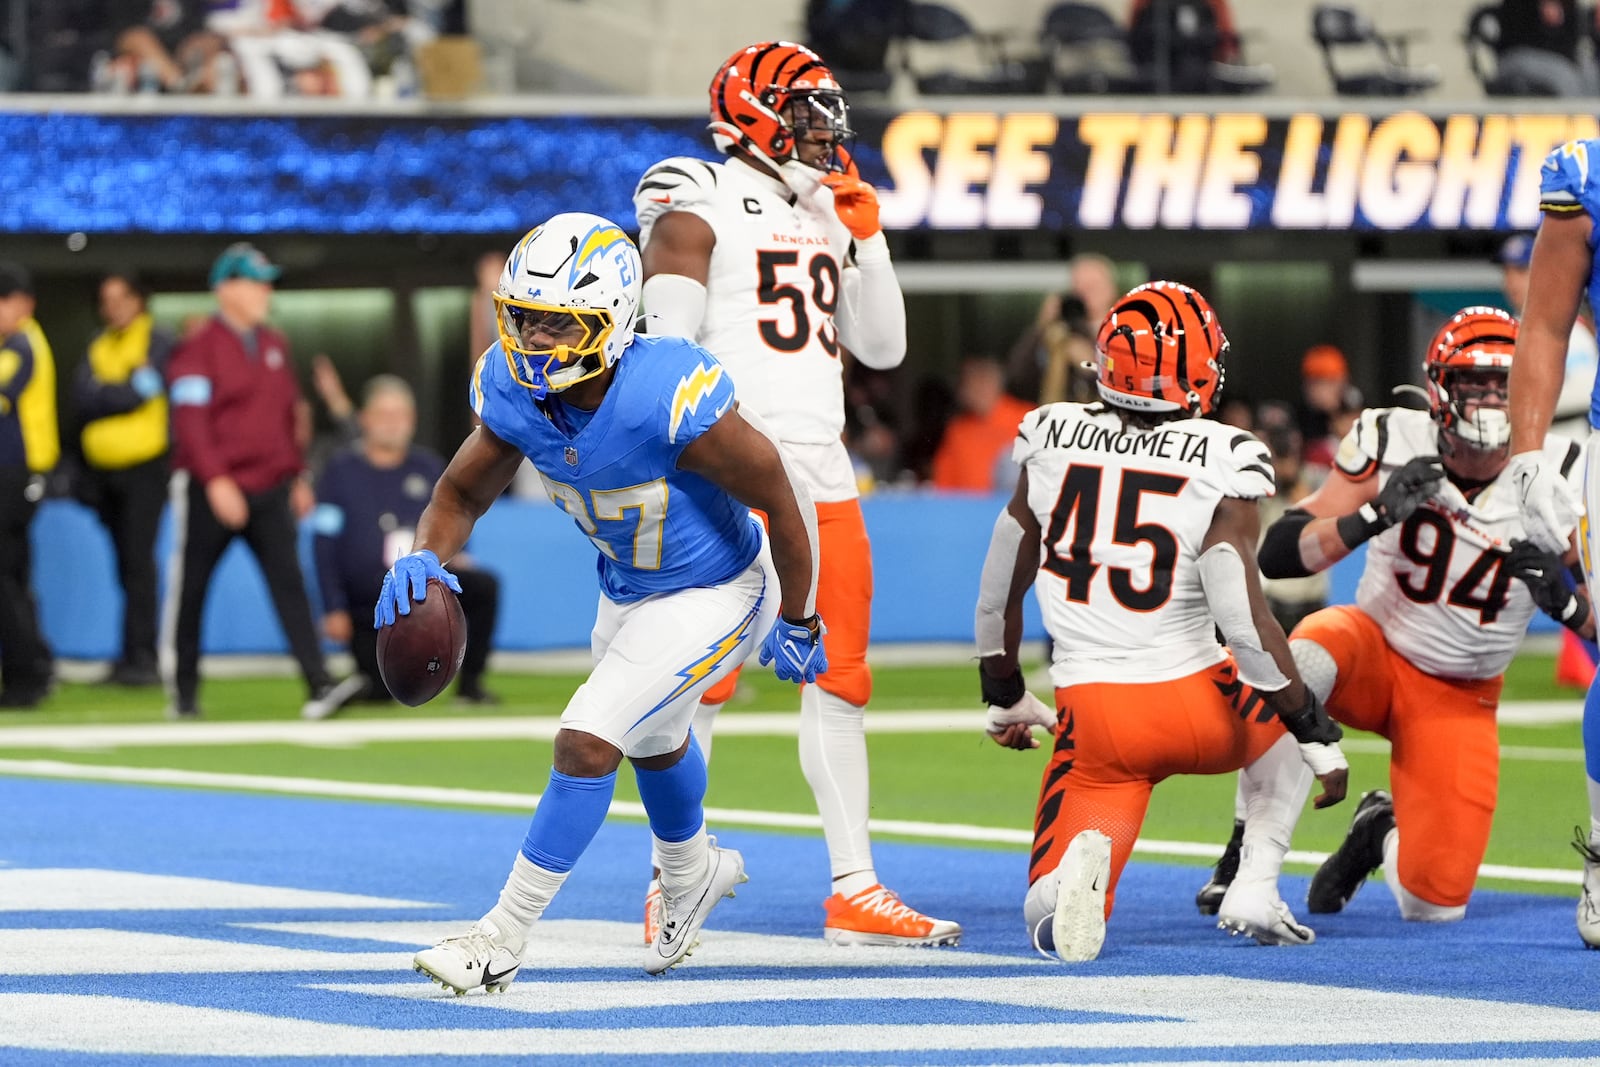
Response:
74,272,176,687
0,262,58,709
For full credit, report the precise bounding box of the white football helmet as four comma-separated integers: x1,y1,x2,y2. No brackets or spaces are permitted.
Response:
494,213,641,397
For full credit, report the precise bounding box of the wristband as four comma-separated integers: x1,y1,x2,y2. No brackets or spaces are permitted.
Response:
1335,502,1387,549
979,665,1026,709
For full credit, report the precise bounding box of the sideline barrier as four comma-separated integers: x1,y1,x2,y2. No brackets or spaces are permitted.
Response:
32,493,1513,661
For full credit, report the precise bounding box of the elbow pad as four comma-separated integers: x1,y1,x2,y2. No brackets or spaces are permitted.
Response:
1198,542,1291,693
641,273,708,339
1257,507,1316,579
976,508,1027,657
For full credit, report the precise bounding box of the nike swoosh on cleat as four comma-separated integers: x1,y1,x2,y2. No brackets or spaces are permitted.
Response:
482,963,516,986
651,195,671,203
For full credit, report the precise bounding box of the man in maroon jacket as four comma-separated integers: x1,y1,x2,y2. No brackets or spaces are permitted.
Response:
162,244,361,720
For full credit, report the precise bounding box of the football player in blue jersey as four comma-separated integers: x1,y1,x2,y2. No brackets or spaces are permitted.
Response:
1507,137,1600,949
382,213,828,990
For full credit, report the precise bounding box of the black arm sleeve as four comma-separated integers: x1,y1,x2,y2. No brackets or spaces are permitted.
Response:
74,361,143,421
1257,507,1317,580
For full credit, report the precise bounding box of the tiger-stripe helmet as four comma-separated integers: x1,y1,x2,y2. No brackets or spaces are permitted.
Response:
708,41,852,172
1426,306,1517,453
1094,282,1229,416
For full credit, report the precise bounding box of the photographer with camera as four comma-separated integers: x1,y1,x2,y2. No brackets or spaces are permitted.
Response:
1006,254,1123,405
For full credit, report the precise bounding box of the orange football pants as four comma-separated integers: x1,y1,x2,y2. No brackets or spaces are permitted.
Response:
701,498,873,707
1293,605,1502,908
1029,657,1285,918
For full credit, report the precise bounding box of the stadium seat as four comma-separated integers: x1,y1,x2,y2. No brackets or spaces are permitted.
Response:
1039,2,1151,95
1311,3,1440,96
898,0,1038,94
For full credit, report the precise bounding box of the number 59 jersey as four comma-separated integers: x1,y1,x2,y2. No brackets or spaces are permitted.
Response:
1338,407,1582,680
635,157,854,448
1015,403,1276,689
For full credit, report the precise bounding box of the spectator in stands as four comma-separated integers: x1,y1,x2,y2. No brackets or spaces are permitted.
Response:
1495,0,1600,97
931,358,1035,493
843,365,903,492
306,352,361,474
75,272,176,687
109,2,225,92
164,243,361,720
1007,254,1121,404
314,374,499,704
0,263,58,709
900,375,956,485
1295,343,1351,451
205,0,375,97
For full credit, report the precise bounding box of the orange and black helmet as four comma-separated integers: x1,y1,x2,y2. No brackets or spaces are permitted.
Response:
708,42,852,172
1094,282,1228,416
1425,306,1517,451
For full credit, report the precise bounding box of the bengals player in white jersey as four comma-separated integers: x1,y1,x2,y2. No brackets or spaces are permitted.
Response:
976,282,1349,961
631,42,957,946
1203,307,1593,927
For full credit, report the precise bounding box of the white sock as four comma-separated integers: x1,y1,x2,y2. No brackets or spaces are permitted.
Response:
799,686,875,887
1231,775,1248,823
1023,873,1058,949
481,852,569,954
654,824,710,898
1234,733,1313,887
692,701,722,763
1587,776,1600,843
1381,827,1466,921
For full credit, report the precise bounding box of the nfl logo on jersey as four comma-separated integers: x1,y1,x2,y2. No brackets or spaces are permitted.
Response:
564,446,579,466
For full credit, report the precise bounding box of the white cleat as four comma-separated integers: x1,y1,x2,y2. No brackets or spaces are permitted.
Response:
413,921,521,994
1572,827,1600,950
647,837,746,975
1051,829,1112,963
643,877,663,946
302,675,368,721
1217,879,1315,946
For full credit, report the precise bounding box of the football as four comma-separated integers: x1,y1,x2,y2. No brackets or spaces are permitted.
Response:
376,578,468,707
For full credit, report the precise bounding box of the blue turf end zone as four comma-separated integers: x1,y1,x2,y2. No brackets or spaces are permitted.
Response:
0,776,1595,1065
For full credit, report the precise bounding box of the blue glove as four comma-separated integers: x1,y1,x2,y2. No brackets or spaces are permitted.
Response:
130,366,164,400
759,614,829,684
374,549,462,629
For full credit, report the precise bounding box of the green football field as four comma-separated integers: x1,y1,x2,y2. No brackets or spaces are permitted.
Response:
0,653,1590,897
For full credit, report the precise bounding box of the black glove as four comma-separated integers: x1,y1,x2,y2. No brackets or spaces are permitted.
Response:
979,664,1026,709
1337,455,1444,547
1506,538,1589,629
1278,689,1343,746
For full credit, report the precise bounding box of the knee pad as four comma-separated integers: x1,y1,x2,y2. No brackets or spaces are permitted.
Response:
1290,638,1338,703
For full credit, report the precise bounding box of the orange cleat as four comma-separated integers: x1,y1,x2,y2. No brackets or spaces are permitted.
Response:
643,878,663,946
822,884,962,947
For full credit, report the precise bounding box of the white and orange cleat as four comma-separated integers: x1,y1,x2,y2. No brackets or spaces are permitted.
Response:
822,884,962,947
643,878,663,946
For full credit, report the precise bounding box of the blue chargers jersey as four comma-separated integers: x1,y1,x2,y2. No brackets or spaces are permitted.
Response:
1539,139,1600,428
471,333,760,602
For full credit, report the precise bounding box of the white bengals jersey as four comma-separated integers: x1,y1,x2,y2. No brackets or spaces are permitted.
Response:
1335,407,1583,680
635,156,857,500
1016,403,1276,688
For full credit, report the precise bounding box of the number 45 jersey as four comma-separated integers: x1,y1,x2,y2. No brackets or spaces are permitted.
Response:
1016,403,1276,689
635,157,854,451
1338,406,1581,680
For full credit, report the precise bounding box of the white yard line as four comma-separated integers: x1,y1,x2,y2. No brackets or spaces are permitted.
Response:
0,708,1582,763
0,758,1582,887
